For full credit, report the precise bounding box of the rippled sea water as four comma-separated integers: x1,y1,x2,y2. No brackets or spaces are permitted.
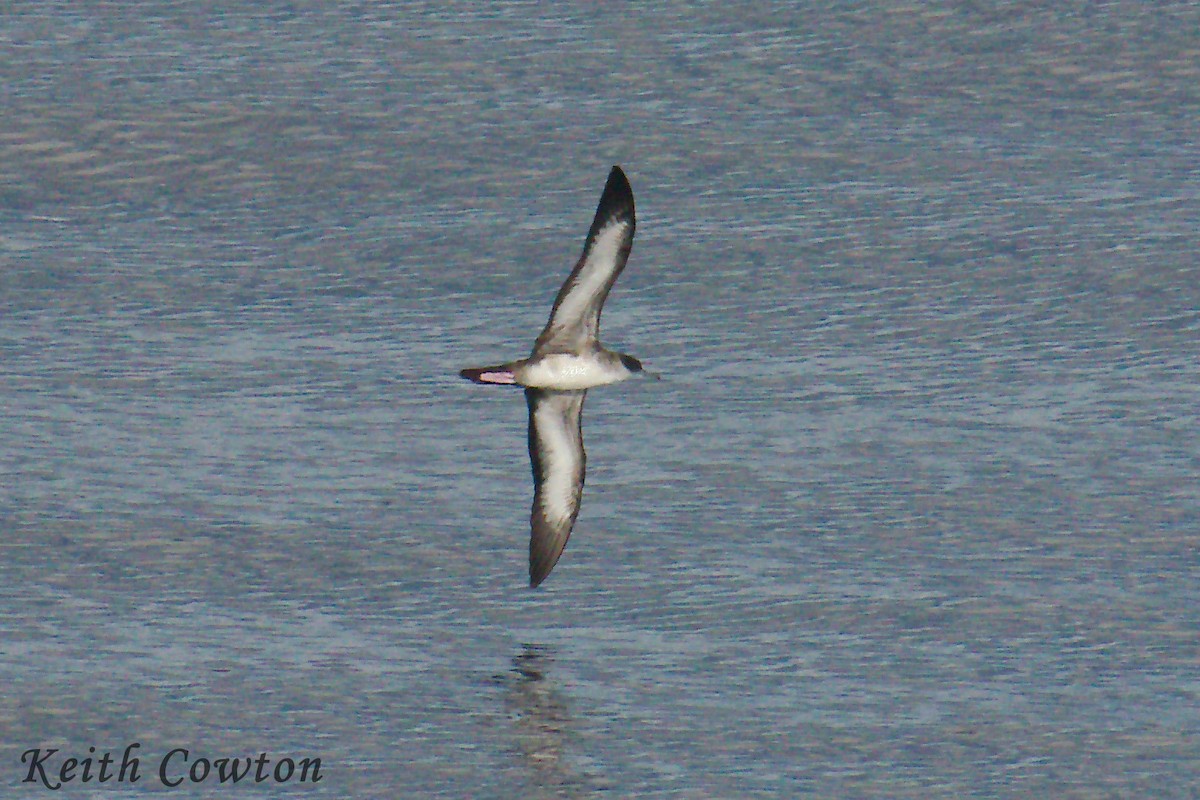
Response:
2,3,1198,797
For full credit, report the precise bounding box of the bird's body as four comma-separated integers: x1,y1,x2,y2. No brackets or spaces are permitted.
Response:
460,166,646,587
464,350,638,391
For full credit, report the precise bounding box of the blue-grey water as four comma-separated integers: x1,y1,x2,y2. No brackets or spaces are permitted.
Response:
2,2,1198,797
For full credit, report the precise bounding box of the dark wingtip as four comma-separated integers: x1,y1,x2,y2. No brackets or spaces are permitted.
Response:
601,165,633,210
529,548,555,588
529,532,569,589
584,165,634,246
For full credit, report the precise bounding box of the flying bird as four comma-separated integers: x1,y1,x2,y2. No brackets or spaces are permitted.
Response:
461,166,650,587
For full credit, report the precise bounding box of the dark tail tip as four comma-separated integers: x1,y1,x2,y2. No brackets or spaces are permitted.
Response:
460,366,517,385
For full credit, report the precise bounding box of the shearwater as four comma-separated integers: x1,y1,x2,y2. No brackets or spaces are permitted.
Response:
461,166,652,587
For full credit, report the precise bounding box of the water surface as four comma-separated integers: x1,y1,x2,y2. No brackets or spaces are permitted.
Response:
2,2,1198,797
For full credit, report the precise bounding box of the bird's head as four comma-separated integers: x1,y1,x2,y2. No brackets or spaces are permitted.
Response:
619,353,660,380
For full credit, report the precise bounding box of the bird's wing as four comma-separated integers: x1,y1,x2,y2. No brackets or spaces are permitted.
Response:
533,166,635,354
525,388,587,587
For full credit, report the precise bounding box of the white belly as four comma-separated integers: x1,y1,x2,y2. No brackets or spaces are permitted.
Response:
516,353,628,390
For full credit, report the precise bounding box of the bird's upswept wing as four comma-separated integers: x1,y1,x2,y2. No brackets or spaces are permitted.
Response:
533,166,635,355
525,388,587,587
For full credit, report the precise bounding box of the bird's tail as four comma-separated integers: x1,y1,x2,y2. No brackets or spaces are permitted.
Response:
460,365,519,385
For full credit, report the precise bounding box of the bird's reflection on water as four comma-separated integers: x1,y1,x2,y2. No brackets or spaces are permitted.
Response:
493,644,604,797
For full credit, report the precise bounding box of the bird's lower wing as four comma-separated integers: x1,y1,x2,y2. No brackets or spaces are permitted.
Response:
525,388,587,587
